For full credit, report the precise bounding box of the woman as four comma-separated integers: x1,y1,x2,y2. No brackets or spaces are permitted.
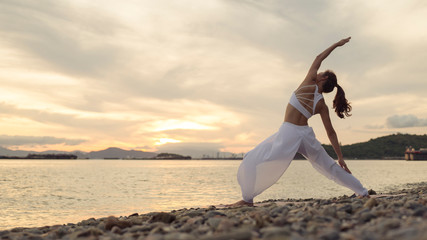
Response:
232,37,368,207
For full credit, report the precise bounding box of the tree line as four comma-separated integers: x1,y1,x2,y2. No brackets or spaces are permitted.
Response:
322,133,427,159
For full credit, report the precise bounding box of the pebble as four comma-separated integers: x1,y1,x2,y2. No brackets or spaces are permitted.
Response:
2,183,427,240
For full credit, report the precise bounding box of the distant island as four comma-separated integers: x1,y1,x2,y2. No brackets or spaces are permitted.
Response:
0,133,426,160
322,133,427,160
0,154,78,159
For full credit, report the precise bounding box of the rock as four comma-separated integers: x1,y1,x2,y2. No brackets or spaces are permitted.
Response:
145,234,164,240
377,218,400,233
111,225,122,234
184,209,206,218
386,227,419,239
129,213,139,217
413,206,427,216
200,228,252,240
359,212,376,223
318,230,340,240
368,189,377,195
322,206,337,217
363,198,378,209
216,218,235,232
206,211,226,218
338,204,353,214
71,227,104,238
150,212,176,224
163,232,196,240
104,216,132,230
78,217,98,227
261,226,291,240
272,216,289,226
206,217,222,229
404,200,423,210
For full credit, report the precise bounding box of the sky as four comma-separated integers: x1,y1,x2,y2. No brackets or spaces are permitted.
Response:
0,0,426,157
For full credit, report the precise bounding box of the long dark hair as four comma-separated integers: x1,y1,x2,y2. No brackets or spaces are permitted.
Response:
322,70,352,119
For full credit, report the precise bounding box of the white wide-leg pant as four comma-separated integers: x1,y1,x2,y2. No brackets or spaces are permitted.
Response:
237,122,368,203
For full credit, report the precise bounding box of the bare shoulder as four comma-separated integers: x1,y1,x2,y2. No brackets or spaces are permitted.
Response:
315,98,328,115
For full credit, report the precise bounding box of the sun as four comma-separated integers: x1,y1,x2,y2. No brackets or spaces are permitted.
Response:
155,138,181,145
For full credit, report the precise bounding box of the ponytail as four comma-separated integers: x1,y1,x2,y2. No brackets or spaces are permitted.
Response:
333,84,352,118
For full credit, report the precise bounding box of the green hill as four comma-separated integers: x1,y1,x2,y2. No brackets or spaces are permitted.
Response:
322,133,427,159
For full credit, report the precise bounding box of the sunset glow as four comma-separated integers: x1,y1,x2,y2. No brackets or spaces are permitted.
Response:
0,0,426,157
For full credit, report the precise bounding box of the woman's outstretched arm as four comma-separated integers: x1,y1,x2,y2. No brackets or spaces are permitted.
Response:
318,100,352,174
305,37,351,81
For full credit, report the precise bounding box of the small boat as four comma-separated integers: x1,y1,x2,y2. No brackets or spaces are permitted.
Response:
405,147,427,161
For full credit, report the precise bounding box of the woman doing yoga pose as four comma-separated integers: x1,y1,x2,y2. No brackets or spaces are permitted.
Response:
231,37,368,207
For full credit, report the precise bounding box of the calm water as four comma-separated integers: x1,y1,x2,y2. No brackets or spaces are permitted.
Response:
1,159,426,230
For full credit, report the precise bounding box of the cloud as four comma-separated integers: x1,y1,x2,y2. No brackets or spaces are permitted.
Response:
365,124,385,130
0,0,426,152
0,135,86,146
0,102,140,136
386,114,427,128
0,0,122,77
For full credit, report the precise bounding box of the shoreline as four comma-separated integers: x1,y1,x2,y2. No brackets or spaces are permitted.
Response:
1,182,426,240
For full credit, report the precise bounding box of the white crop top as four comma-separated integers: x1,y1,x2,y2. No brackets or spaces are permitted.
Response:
289,84,323,119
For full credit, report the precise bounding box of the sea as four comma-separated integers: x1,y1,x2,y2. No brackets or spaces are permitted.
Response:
1,159,426,230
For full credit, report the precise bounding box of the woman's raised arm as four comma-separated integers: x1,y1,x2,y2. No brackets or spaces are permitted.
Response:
305,37,351,81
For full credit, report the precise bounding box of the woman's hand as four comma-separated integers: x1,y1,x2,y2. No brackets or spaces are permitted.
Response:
338,158,352,174
336,37,351,47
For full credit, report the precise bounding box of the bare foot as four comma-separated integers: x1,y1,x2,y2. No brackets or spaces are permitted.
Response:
225,200,254,207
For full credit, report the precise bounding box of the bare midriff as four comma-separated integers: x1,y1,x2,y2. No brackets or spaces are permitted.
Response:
284,103,309,126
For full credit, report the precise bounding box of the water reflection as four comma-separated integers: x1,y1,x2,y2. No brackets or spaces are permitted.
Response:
0,160,426,230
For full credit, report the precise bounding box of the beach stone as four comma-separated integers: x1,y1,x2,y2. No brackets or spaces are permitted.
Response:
413,206,427,216
272,216,289,226
236,206,256,213
338,204,353,214
206,210,226,218
78,217,98,227
363,198,378,209
70,227,104,239
206,217,222,229
318,230,340,240
404,200,423,210
23,228,43,235
145,234,164,240
368,189,377,195
186,216,204,225
270,205,290,217
10,227,27,232
149,225,175,235
377,218,400,232
129,216,147,225
216,218,235,232
111,225,122,234
261,226,291,240
200,228,252,240
386,227,419,239
291,221,306,233
150,212,176,224
164,232,196,240
105,216,133,230
184,209,206,218
322,205,337,217
359,212,376,223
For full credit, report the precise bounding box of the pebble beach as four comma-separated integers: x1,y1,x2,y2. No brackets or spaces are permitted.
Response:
2,182,427,240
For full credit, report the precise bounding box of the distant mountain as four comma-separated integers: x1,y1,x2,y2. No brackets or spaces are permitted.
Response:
0,146,157,159
0,146,39,157
86,147,157,159
1,133,425,160
323,133,427,159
